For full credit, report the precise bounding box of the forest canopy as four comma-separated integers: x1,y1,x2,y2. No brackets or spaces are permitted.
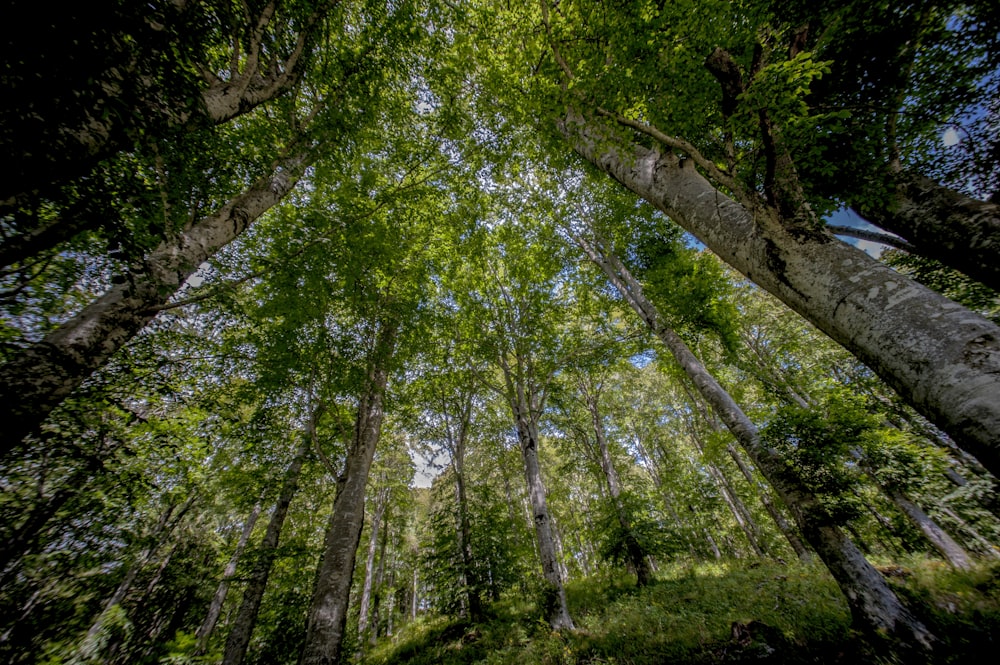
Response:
1,1,999,664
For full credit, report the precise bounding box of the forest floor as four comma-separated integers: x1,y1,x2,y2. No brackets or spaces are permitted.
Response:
368,558,1000,665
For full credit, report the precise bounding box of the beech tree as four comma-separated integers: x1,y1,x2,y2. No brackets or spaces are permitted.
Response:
489,0,1000,478
0,0,424,457
453,219,578,630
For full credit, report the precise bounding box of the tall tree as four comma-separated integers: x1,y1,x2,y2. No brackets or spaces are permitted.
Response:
574,226,935,650
490,0,1000,476
0,0,421,458
455,220,577,630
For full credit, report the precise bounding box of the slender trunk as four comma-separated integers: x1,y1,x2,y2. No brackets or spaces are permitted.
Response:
727,444,811,562
221,438,310,665
453,465,483,619
299,319,398,665
194,502,264,654
707,462,766,557
0,482,78,585
369,522,390,645
855,171,1000,291
0,148,313,456
937,505,1000,560
685,380,810,560
891,493,974,570
357,489,389,644
583,386,652,585
576,233,935,650
704,529,723,559
74,494,195,660
513,409,574,630
446,388,484,620
563,114,1000,479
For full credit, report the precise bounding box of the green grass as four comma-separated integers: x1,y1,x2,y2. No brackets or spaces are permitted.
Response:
367,558,1000,665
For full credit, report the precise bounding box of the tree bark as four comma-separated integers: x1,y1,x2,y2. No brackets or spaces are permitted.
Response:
511,406,575,630
194,501,264,654
357,488,389,644
891,492,974,570
0,148,312,457
299,318,398,665
576,232,936,650
581,381,653,585
562,114,1000,480
855,171,1000,291
221,438,310,665
727,444,811,562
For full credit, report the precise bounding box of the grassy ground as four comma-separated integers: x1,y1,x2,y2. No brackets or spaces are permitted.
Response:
367,557,1000,665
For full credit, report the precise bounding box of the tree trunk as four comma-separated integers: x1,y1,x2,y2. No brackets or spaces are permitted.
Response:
582,384,653,585
221,438,310,665
513,407,574,630
707,462,766,557
855,171,1000,291
562,114,1000,480
576,232,936,650
453,460,484,620
73,494,195,661
0,148,313,457
937,505,1000,560
357,488,389,645
369,521,390,645
299,318,398,665
704,529,723,559
194,501,264,654
727,444,811,562
891,493,973,570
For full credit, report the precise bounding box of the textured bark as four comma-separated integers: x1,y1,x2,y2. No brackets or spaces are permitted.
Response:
563,114,1000,479
577,234,936,649
891,493,973,570
0,149,312,457
221,438,310,665
856,171,1000,291
194,502,263,654
512,408,575,630
299,319,398,665
580,381,653,585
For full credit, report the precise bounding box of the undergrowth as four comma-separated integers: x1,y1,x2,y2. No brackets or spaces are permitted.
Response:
367,557,1000,665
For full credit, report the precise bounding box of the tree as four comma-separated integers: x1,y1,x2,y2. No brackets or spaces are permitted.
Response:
453,219,577,630
486,0,1000,477
0,0,423,458
572,223,935,650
